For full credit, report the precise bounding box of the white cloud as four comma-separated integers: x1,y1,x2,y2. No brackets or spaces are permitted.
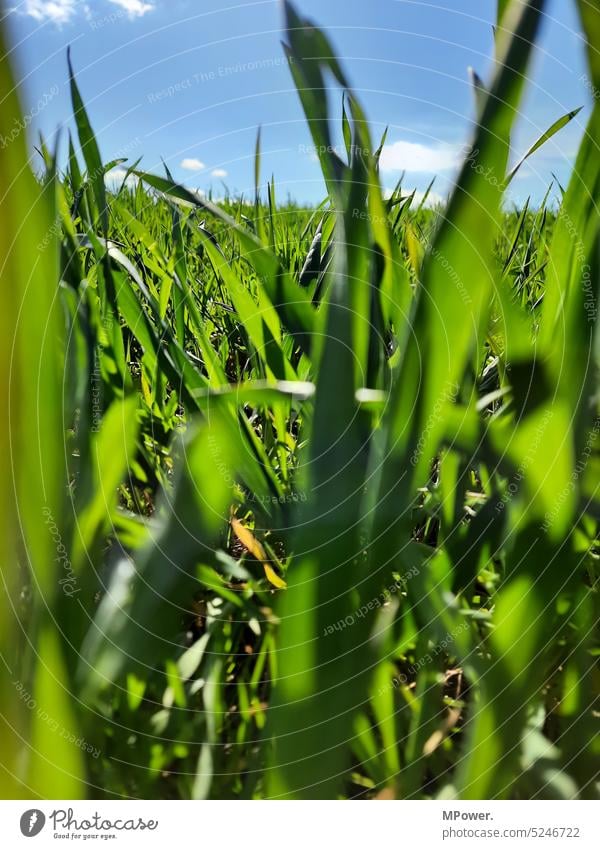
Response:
108,0,153,16
106,166,128,179
303,138,461,176
379,140,461,174
383,186,445,208
18,0,153,23
105,166,138,189
20,0,77,23
211,168,228,178
181,158,205,172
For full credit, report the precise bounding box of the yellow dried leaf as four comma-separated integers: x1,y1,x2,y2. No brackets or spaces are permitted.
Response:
263,563,287,589
231,518,267,561
231,519,286,589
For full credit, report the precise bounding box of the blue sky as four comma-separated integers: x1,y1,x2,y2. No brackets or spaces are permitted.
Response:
5,0,593,205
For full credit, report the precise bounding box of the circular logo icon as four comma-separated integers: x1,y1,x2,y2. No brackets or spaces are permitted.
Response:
20,810,46,837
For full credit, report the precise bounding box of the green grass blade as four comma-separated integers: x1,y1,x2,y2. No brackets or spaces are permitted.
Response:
67,48,108,233
506,106,583,185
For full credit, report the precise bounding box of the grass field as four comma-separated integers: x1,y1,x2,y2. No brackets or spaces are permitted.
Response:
1,0,598,800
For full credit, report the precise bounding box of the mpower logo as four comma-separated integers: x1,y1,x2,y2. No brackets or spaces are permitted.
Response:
20,810,46,837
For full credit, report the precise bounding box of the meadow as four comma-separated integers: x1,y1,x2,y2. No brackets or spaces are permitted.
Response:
0,0,598,800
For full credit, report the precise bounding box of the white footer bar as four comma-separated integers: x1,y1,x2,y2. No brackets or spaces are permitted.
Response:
0,800,598,848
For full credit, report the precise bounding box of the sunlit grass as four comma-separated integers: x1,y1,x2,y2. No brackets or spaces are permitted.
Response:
1,0,598,801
